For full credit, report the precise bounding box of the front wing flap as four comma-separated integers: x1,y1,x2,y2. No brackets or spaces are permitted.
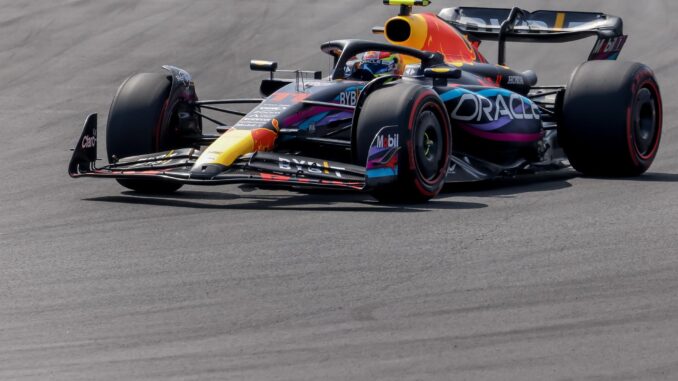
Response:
73,151,366,191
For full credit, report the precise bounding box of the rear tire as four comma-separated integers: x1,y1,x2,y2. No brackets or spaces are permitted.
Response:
107,73,183,193
560,61,663,176
355,84,451,203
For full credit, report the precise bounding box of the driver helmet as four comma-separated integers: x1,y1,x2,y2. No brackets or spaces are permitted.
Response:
345,51,402,79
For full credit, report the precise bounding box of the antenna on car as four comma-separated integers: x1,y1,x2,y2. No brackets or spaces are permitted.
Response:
383,0,431,17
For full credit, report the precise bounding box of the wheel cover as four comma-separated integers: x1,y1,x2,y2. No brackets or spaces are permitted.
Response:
414,109,444,181
633,87,659,158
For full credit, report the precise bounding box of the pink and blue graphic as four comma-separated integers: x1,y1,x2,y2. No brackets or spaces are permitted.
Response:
366,126,400,179
441,87,543,143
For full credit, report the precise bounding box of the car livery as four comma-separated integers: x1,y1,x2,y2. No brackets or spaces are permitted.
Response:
69,1,663,203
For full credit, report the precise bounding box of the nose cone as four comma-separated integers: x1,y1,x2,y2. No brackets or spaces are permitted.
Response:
191,127,278,178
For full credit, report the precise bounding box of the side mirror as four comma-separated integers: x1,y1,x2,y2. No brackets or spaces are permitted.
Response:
424,67,462,86
250,60,278,72
250,60,323,89
423,67,462,79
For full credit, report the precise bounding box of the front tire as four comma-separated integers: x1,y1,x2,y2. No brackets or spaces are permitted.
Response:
107,73,183,193
355,84,451,203
560,61,663,176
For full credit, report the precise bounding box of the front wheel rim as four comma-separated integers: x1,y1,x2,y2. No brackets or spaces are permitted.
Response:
414,109,444,181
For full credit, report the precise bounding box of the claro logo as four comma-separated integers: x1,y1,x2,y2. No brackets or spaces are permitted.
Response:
451,93,540,122
279,158,346,178
81,128,97,149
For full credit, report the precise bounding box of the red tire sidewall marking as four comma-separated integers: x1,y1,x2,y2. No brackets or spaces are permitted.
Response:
627,70,662,165
407,90,450,196
638,79,662,161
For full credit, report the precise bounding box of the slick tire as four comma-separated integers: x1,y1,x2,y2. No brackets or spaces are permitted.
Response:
355,84,451,203
560,61,663,176
107,73,183,193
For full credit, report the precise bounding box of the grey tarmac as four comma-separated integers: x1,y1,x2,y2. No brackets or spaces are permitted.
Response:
1,1,677,380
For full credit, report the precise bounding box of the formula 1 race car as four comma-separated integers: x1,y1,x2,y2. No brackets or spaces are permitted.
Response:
69,0,663,203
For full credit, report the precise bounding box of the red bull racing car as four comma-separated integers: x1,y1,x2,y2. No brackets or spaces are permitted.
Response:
69,1,663,203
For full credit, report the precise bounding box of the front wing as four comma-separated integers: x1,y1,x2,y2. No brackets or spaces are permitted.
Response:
68,114,369,191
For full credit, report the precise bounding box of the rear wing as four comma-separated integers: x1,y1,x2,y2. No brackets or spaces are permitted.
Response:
438,7,627,62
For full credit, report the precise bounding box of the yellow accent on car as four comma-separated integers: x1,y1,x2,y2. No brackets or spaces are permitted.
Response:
431,68,450,73
554,12,566,30
385,0,430,6
193,129,254,168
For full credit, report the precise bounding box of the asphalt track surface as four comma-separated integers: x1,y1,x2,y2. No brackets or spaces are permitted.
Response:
1,1,677,380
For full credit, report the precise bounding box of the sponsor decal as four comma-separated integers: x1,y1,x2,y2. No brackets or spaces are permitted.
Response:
81,128,97,149
375,133,399,149
591,36,626,55
123,150,187,168
175,71,191,84
164,66,192,85
506,76,525,85
334,86,362,106
234,104,290,128
366,126,399,179
450,91,540,122
278,158,346,178
404,64,421,77
339,88,359,106
116,148,200,168
589,35,627,60
458,17,553,33
251,128,277,151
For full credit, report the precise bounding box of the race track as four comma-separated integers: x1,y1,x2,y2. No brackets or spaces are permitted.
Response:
1,1,678,379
